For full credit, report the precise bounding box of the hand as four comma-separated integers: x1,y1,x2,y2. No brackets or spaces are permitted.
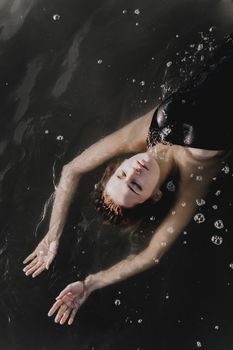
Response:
48,281,89,325
23,235,59,278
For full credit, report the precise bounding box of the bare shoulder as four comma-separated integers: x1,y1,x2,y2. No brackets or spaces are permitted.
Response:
187,147,224,160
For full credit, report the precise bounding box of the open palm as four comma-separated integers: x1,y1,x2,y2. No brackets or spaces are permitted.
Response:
48,281,88,325
23,236,59,278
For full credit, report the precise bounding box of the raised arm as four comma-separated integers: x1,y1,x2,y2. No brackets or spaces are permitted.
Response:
23,109,155,278
48,153,221,325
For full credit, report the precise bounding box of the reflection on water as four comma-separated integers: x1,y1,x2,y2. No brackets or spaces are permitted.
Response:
1,1,233,349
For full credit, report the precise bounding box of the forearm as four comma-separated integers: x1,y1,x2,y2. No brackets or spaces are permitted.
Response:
47,166,80,240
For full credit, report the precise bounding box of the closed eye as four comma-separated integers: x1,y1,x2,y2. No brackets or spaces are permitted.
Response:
132,181,142,191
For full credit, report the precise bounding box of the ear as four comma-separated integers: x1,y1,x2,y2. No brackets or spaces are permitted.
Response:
151,190,163,203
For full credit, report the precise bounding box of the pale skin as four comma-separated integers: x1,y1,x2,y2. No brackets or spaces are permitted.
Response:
23,107,223,325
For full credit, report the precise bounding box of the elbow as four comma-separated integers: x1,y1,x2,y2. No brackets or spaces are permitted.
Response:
61,163,79,181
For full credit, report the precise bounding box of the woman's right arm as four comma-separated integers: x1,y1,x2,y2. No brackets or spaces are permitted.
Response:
23,108,156,278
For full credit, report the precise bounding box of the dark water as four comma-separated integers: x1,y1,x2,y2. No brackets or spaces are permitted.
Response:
1,1,233,349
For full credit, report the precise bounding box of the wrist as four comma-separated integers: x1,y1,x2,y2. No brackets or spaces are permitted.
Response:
84,274,100,295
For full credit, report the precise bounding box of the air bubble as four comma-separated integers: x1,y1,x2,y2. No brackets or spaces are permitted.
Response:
166,61,172,67
194,213,205,224
97,59,103,64
166,180,176,192
196,341,202,348
134,9,140,15
53,14,60,21
196,199,205,206
229,263,233,269
197,44,203,51
196,175,203,181
115,299,121,306
211,235,223,245
122,9,127,14
222,165,230,174
140,81,145,86
214,220,224,230
56,135,64,140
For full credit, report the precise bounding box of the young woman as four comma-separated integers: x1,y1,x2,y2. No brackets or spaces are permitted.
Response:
23,35,233,325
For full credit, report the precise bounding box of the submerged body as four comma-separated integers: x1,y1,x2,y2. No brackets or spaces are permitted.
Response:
23,34,233,325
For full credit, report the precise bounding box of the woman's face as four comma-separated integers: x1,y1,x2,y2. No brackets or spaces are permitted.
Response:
105,152,160,208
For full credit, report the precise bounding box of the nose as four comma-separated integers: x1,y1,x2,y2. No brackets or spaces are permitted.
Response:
125,166,141,181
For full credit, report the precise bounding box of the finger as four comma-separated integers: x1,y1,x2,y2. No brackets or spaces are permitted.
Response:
24,262,42,276
55,304,68,323
23,252,36,264
23,258,38,272
59,308,71,325
68,307,78,326
45,255,54,270
32,263,47,278
48,299,64,317
56,286,72,300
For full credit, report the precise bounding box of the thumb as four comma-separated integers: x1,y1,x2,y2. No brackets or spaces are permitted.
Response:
56,285,72,300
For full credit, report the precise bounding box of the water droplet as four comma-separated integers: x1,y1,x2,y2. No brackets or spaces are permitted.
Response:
211,235,223,245
115,299,121,306
97,59,103,64
135,22,139,26
181,202,186,207
167,226,174,234
214,325,219,330
45,130,49,134
153,258,159,264
196,341,202,348
140,81,145,86
196,199,205,206
212,205,218,210
229,263,233,269
215,190,221,196
122,9,127,14
53,14,60,21
134,9,140,15
56,135,64,140
165,294,169,299
161,241,167,247
166,61,172,67
150,216,156,221
214,220,224,230
172,211,176,215
194,213,205,224
132,78,136,83
197,44,203,51
138,319,143,323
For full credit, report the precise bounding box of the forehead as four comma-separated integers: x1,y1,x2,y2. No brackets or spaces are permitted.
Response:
105,175,138,208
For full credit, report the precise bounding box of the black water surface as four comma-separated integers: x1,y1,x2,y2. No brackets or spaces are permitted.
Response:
1,1,233,349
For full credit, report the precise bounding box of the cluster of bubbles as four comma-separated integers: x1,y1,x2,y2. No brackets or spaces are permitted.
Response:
161,27,218,98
